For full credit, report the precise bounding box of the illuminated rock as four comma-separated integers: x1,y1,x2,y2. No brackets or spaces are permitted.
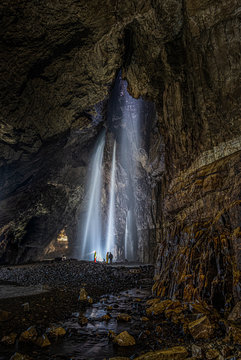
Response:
117,313,132,322
19,326,38,343
113,331,136,346
47,326,66,338
1,333,17,345
79,288,88,301
134,346,188,359
35,334,51,347
188,316,213,340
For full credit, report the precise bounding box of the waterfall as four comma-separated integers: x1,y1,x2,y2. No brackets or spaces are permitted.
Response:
105,141,116,255
76,72,154,263
79,131,105,261
124,210,135,261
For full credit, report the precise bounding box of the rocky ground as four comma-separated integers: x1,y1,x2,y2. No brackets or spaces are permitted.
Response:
0,260,240,359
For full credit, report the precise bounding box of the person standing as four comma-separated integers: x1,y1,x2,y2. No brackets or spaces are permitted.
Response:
94,251,97,263
106,252,109,264
109,252,113,264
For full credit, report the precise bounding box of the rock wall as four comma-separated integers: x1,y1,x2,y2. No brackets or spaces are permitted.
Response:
0,0,240,308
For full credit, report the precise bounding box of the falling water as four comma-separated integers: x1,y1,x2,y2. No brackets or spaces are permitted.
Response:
105,141,116,255
124,210,135,261
79,132,105,260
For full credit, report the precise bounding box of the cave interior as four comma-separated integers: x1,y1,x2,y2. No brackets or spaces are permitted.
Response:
0,0,240,359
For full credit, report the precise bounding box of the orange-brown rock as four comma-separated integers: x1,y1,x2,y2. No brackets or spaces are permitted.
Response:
228,301,241,322
0,310,12,321
146,299,173,316
19,326,38,343
205,349,220,360
47,326,66,339
134,346,189,359
78,315,88,325
35,334,51,347
188,316,213,340
229,325,241,345
117,313,132,322
1,332,17,345
113,331,136,346
9,353,32,360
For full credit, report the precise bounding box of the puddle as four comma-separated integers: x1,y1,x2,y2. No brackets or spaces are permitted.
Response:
0,284,48,299
43,287,151,359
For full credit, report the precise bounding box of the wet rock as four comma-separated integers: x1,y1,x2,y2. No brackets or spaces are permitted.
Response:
229,325,241,345
117,313,132,322
146,299,172,316
101,314,111,321
79,288,88,301
1,332,17,345
0,309,12,321
107,305,113,311
135,346,189,359
35,334,51,347
146,298,161,306
206,349,220,359
19,326,38,343
191,344,202,359
228,302,241,322
10,353,32,360
47,326,66,339
108,330,116,339
78,315,88,325
87,296,93,304
188,316,213,340
141,316,149,322
113,331,136,346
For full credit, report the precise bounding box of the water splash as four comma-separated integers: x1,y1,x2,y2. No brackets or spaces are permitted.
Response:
105,141,116,255
79,132,105,260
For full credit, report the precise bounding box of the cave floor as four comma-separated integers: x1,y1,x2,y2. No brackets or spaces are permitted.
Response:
0,260,240,359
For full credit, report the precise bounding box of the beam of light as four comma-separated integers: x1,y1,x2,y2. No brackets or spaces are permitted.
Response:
78,131,105,261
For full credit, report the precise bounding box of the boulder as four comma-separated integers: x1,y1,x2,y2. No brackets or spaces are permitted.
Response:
188,316,213,340
117,313,132,322
206,349,220,359
78,315,88,325
79,288,88,301
191,344,202,359
146,299,173,316
113,331,136,346
47,326,66,339
10,353,32,360
135,346,189,359
87,296,93,304
0,310,12,321
141,317,149,322
101,314,111,321
228,301,241,322
146,298,161,306
35,334,51,347
1,333,17,346
229,325,241,345
19,326,38,343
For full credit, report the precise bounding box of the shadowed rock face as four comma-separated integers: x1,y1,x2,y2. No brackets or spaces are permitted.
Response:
0,0,240,306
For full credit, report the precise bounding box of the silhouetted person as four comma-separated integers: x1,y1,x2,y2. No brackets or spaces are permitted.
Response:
109,252,113,264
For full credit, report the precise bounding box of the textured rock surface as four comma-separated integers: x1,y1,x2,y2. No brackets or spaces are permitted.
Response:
0,0,240,309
